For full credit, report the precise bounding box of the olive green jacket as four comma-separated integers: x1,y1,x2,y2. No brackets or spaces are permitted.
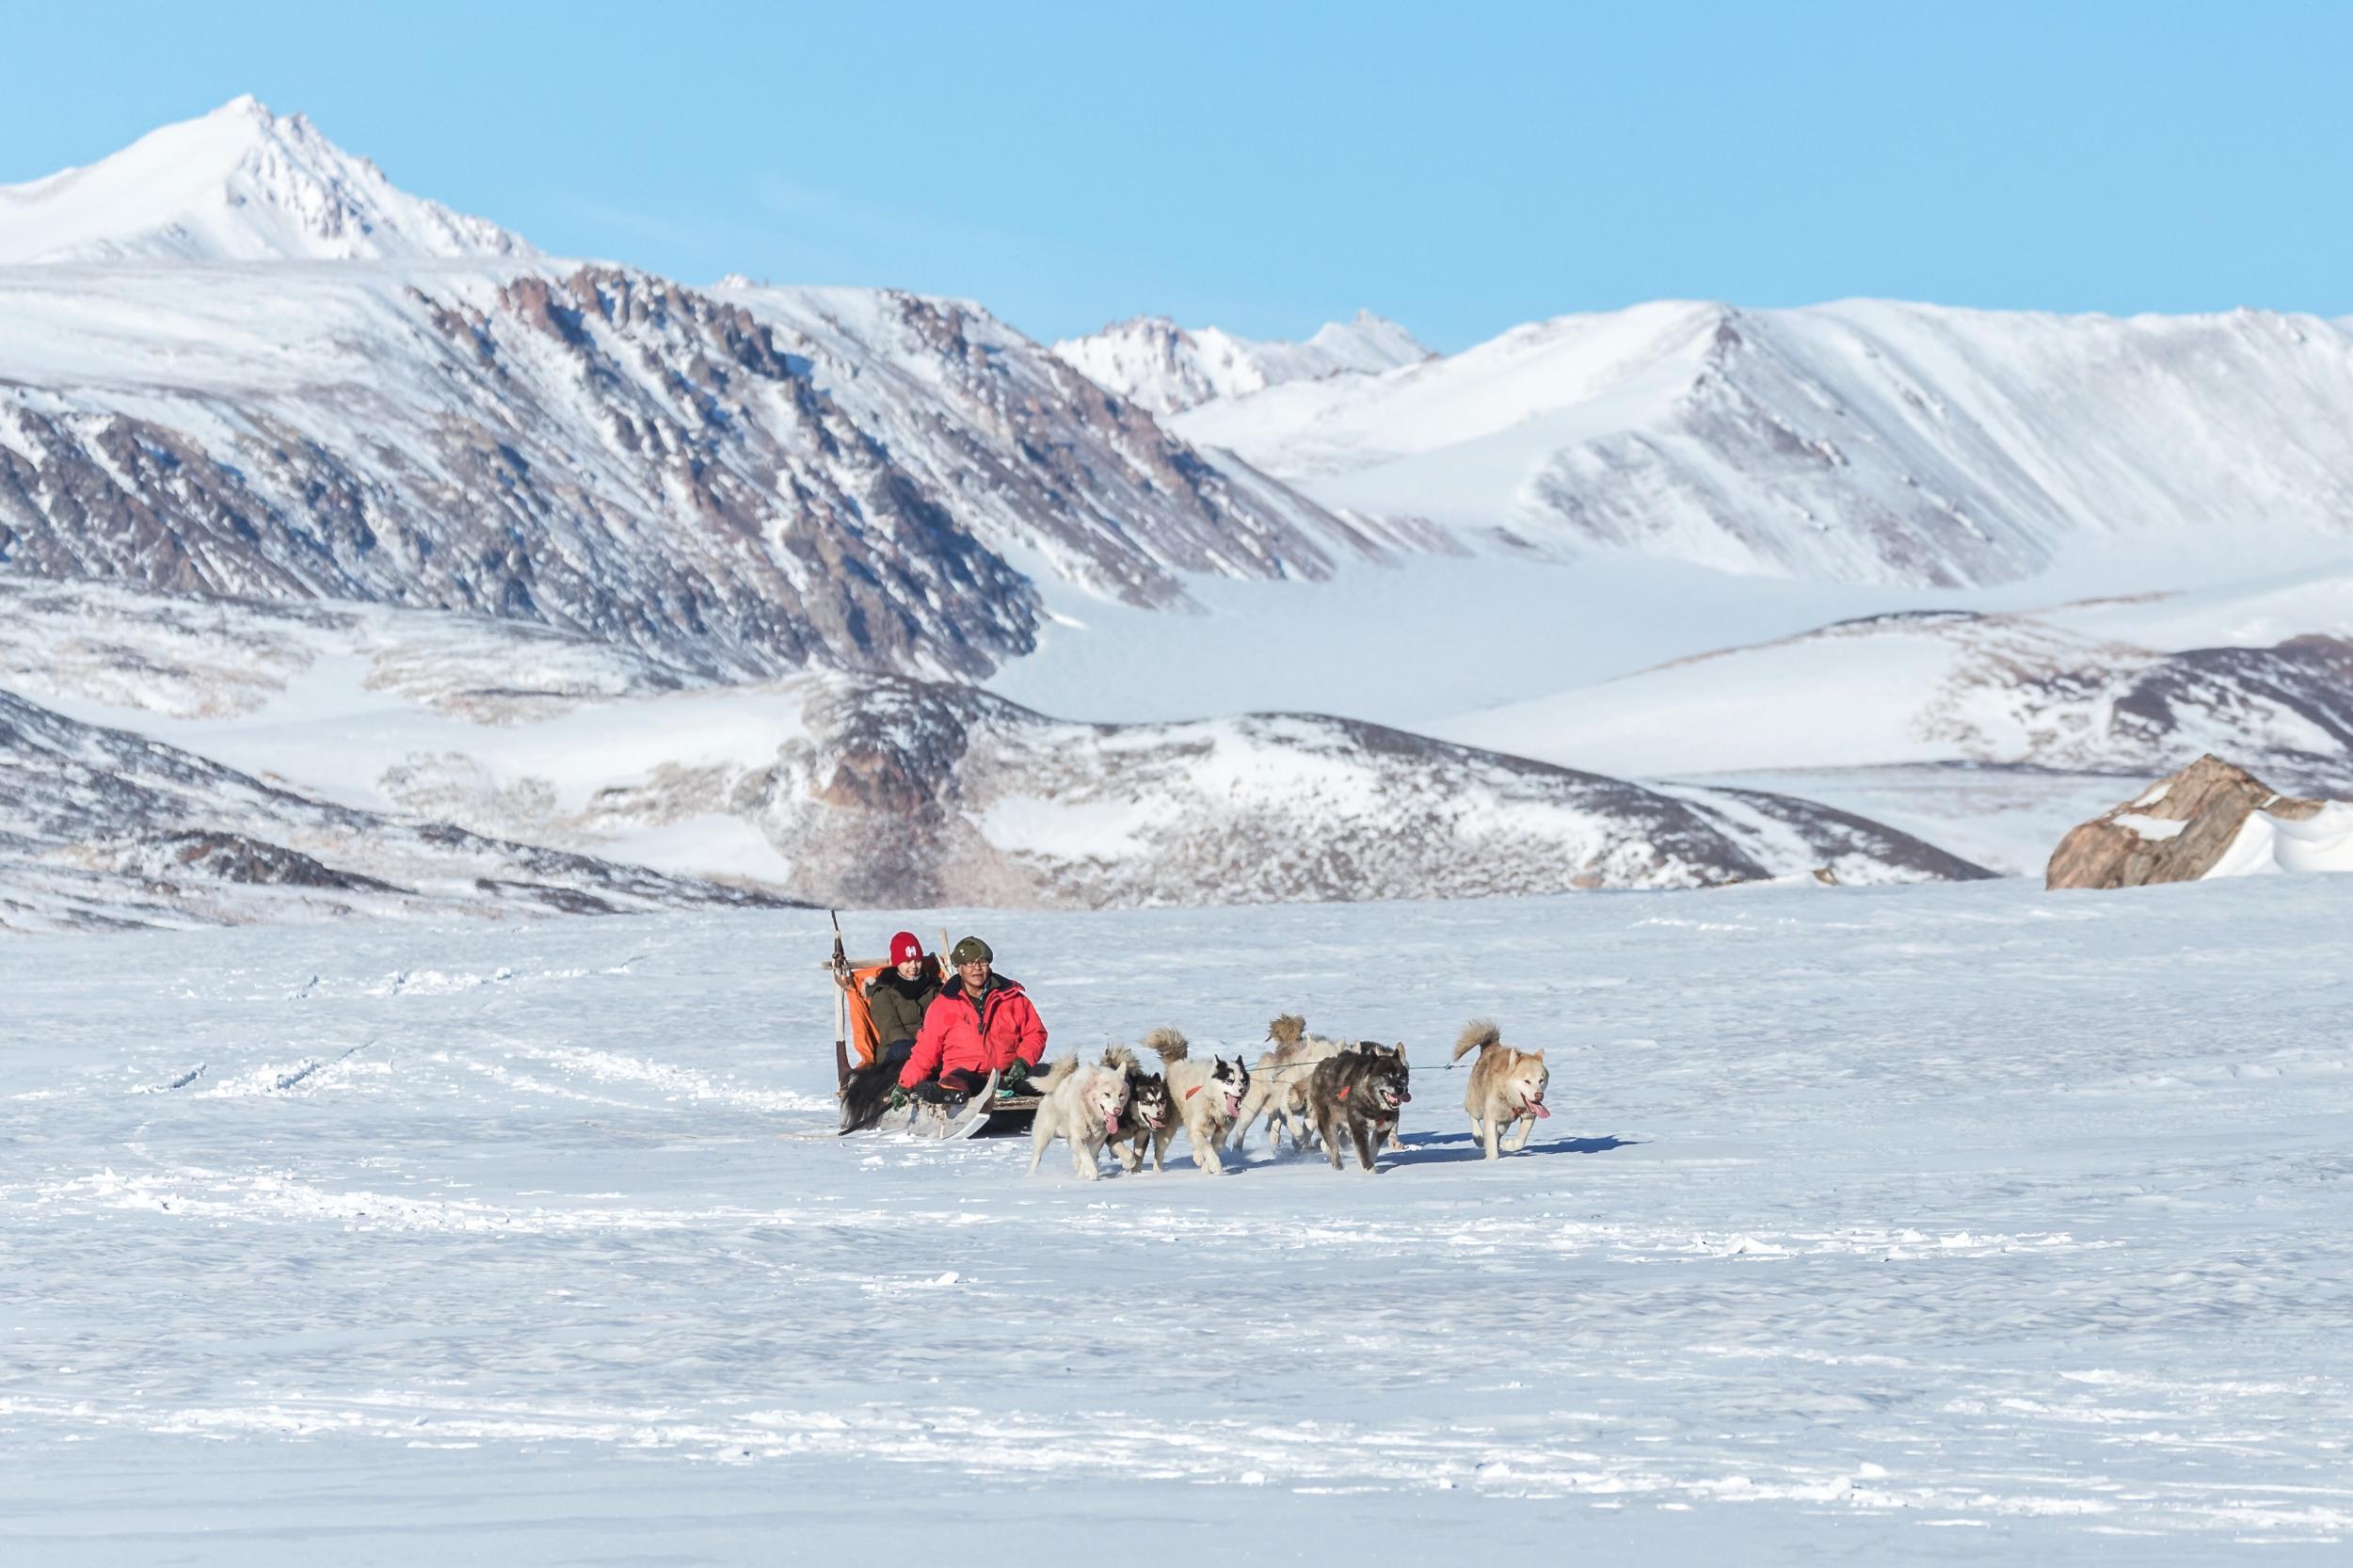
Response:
865,967,941,1050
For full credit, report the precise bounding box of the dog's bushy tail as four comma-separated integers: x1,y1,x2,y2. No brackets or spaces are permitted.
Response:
1268,1014,1305,1047
1034,1057,1078,1091
1144,1026,1189,1064
838,1061,900,1134
1101,1043,1138,1073
1452,1019,1501,1063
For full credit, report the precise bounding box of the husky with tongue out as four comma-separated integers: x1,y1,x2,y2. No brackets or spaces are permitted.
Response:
1305,1042,1412,1173
1452,1020,1549,1160
1104,1062,1172,1175
1027,1046,1137,1180
1143,1028,1251,1175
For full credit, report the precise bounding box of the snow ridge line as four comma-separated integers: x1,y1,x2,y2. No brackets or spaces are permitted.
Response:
135,1064,207,1094
272,1038,374,1094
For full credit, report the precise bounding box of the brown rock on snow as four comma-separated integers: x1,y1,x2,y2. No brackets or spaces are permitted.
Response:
2044,755,2328,889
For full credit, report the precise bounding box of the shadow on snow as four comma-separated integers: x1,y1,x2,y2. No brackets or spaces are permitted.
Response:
1380,1130,1639,1168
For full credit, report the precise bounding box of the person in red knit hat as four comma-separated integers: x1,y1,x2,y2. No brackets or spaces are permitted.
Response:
862,930,937,1073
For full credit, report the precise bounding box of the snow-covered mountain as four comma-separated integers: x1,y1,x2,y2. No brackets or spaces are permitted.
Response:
1439,567,2353,792
1171,299,2353,589
1052,310,1430,414
0,683,792,934
0,95,532,264
718,282,1400,600
0,103,1380,683
1417,564,2353,876
13,98,2352,927
0,580,1987,910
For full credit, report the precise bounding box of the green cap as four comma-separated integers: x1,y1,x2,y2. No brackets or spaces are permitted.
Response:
950,936,993,966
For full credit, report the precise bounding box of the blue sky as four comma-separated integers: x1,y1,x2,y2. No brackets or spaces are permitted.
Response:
4,1,2347,350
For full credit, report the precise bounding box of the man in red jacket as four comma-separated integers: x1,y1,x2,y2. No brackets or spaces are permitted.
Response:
898,935,1048,1105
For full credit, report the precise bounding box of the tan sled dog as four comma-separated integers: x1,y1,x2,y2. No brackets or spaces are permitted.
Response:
1232,1014,1347,1154
1453,1020,1549,1160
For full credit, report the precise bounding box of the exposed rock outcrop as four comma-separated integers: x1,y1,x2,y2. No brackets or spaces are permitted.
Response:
2045,755,2329,889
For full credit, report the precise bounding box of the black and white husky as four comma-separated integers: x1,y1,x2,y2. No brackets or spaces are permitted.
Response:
1107,1063,1173,1175
1143,1028,1250,1174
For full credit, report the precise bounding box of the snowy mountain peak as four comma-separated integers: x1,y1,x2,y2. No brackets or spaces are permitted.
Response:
1051,310,1431,413
0,96,535,264
1304,308,1432,364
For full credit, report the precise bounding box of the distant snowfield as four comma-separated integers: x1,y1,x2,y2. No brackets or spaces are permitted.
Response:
7,879,2353,1563
1681,766,2145,878
985,550,1925,727
1431,561,2353,786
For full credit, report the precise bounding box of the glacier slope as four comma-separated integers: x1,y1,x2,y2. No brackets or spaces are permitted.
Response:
1171,300,2353,591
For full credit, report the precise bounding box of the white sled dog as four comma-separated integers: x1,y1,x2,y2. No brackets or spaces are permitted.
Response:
1028,1046,1137,1180
1143,1028,1251,1174
1453,1019,1549,1159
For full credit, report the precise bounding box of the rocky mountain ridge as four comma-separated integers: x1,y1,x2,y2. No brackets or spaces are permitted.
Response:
0,103,1396,686
0,684,794,934
1052,309,1431,414
0,579,1991,918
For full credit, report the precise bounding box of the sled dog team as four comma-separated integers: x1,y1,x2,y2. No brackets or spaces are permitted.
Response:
839,930,1552,1176
1028,1014,1552,1179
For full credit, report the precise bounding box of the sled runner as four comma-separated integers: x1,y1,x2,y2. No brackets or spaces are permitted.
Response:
829,923,1038,1139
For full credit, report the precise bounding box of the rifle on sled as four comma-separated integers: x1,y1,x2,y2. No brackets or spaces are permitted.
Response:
830,909,851,1093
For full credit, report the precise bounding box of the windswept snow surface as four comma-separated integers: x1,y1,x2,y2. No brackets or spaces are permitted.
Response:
7,880,2353,1562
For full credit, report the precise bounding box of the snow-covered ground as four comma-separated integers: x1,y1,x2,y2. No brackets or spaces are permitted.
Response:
7,878,2353,1563
1679,765,2146,878
986,549,1921,727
